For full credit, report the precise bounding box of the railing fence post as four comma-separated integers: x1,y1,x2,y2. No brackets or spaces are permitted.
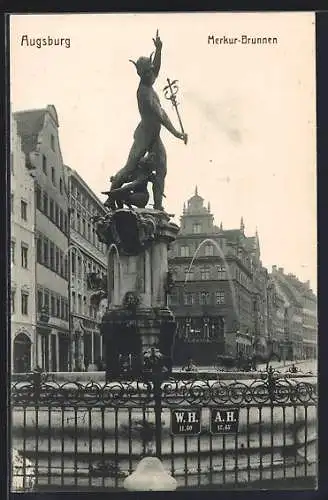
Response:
153,373,162,459
32,369,42,403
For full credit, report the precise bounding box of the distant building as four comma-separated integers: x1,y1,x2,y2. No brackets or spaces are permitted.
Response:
266,277,288,358
168,188,266,365
11,116,37,373
14,105,70,372
271,267,317,359
64,166,107,371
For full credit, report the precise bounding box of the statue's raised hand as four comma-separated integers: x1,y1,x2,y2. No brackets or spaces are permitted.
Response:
177,131,188,145
153,29,162,49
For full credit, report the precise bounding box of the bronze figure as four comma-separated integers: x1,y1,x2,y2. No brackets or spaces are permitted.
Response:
108,30,187,211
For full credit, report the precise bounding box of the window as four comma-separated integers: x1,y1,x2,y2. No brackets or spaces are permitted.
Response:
184,292,194,305
55,204,59,225
21,200,27,221
205,244,214,256
199,291,210,305
10,152,14,174
58,209,62,230
71,208,75,230
217,264,226,280
43,238,49,266
216,291,225,304
43,192,48,216
51,166,56,185
200,266,210,280
21,244,28,269
185,267,194,281
11,193,14,214
77,213,81,233
37,289,43,312
50,134,55,151
180,245,190,257
78,294,82,314
64,256,68,279
50,242,55,270
11,290,15,314
36,236,42,263
60,209,64,232
42,154,47,174
64,214,68,234
168,290,178,306
36,184,42,210
56,297,61,318
61,298,66,319
21,292,28,315
11,241,15,265
51,295,56,316
193,223,201,234
71,251,76,274
44,290,49,310
49,199,54,220
59,178,63,194
60,252,64,276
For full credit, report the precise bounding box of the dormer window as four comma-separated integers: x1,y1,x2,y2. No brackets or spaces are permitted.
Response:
193,223,201,234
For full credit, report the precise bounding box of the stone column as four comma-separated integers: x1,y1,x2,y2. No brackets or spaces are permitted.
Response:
96,208,179,378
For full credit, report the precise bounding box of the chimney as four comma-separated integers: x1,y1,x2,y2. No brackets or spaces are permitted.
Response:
272,265,277,272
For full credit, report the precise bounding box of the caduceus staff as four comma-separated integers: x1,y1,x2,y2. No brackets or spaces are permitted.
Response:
163,78,188,145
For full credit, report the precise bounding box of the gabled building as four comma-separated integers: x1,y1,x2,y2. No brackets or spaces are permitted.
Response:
11,116,37,373
271,267,317,359
14,105,70,371
64,166,107,371
168,188,264,365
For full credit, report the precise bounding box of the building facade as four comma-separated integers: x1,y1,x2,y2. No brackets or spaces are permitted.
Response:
168,189,317,366
14,105,70,372
271,267,317,360
11,116,37,373
65,166,107,371
168,189,265,365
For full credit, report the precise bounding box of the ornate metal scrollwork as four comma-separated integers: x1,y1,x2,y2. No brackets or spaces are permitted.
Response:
11,372,317,408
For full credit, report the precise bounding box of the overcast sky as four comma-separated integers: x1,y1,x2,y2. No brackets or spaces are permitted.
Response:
10,12,317,292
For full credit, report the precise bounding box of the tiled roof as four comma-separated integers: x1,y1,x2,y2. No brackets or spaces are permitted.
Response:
13,109,46,155
222,229,243,242
245,236,256,249
271,272,303,307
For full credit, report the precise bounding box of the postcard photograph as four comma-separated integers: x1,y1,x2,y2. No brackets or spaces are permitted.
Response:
9,12,317,492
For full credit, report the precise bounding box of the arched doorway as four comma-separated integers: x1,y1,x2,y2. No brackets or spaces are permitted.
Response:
13,333,31,373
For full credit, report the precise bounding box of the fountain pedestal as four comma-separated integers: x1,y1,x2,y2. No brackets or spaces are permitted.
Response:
96,208,179,379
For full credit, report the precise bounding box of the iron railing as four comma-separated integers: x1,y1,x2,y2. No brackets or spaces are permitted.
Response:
11,370,317,491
